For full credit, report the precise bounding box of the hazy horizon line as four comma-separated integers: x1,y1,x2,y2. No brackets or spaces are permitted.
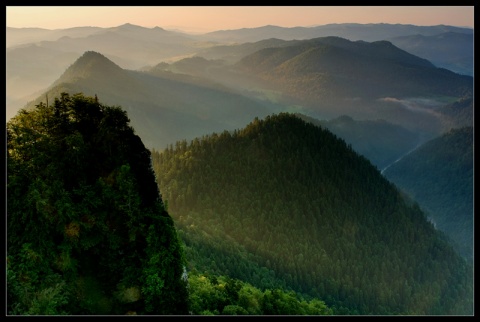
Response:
6,21,474,35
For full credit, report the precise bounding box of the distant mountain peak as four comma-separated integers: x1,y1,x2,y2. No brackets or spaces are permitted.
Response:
53,51,124,85
74,51,121,68
116,23,143,30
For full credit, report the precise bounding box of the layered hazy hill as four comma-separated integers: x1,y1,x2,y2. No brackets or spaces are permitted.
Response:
6,23,202,119
152,113,473,315
193,37,471,138
7,23,473,120
7,23,198,69
22,51,277,149
6,26,104,47
232,36,471,101
383,127,473,262
19,31,473,166
156,36,472,138
197,24,473,75
20,33,473,162
199,23,472,43
387,32,473,76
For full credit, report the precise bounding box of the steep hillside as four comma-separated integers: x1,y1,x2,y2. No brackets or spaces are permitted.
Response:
152,113,473,315
7,93,189,315
24,51,277,149
383,127,473,262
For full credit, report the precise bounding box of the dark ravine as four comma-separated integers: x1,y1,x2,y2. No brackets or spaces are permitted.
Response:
382,127,473,262
380,141,423,175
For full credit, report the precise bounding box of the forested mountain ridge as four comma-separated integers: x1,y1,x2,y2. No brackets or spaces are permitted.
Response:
152,113,473,315
233,36,472,103
7,93,189,314
383,127,474,262
197,24,472,76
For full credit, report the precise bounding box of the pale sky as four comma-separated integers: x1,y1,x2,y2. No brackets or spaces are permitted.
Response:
6,6,474,33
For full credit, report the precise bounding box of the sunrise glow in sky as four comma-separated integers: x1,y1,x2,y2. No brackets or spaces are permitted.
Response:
6,6,474,33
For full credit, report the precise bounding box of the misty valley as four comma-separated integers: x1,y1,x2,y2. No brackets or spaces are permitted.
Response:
6,22,473,315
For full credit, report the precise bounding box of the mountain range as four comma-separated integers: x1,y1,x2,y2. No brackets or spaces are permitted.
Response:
7,23,473,120
20,33,472,149
7,21,474,315
22,51,277,149
16,25,473,264
199,23,472,43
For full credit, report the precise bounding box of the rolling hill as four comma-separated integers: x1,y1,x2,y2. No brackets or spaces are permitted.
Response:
233,36,472,101
388,32,473,76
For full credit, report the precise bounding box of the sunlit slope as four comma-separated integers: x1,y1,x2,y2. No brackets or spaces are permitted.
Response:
152,113,473,315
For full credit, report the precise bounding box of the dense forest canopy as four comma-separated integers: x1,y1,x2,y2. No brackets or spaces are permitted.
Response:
7,93,189,315
152,113,473,315
6,92,335,316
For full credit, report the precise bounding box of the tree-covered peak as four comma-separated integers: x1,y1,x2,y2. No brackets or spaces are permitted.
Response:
7,93,189,315
152,112,473,315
